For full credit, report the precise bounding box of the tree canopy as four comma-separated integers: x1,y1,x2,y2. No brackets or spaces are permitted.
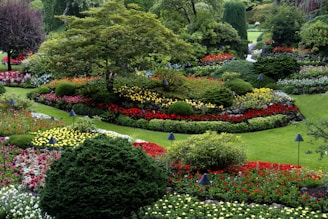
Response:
0,0,44,71
32,0,194,91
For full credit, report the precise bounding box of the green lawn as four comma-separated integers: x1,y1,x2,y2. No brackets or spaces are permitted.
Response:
5,86,328,170
248,31,262,43
0,52,22,72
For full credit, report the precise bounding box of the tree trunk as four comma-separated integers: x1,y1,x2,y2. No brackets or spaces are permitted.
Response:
6,51,12,71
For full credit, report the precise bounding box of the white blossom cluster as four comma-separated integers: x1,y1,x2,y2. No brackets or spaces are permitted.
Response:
277,76,328,87
0,185,54,219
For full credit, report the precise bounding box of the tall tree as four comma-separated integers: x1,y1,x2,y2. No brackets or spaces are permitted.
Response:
41,0,108,32
33,0,194,92
0,0,44,71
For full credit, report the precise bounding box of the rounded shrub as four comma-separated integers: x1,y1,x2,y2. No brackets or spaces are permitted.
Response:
40,134,167,219
211,60,256,82
168,131,247,171
225,78,254,95
55,82,76,97
203,86,233,108
6,134,34,149
36,85,51,94
0,84,5,95
168,101,193,116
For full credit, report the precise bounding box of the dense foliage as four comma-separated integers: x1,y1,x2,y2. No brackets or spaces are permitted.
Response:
40,135,167,218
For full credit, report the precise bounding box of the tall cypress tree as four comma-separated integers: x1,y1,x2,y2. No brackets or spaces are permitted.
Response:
223,1,248,40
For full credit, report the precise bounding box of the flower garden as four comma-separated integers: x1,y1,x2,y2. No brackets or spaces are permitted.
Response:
1,53,328,218
0,63,328,218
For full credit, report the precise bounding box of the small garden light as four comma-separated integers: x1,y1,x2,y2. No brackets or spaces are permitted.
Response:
9,98,16,107
197,173,212,218
294,133,304,167
69,109,77,127
163,79,168,86
48,136,56,145
167,132,175,147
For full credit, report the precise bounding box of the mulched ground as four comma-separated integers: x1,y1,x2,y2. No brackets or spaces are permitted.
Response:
301,185,328,199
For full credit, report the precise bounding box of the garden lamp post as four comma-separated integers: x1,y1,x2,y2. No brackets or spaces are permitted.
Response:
69,109,77,127
48,136,57,150
9,98,16,109
294,133,304,167
197,173,212,218
167,132,175,147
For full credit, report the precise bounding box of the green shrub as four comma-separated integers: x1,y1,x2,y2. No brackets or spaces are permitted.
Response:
40,135,167,219
70,116,99,133
55,82,76,97
168,131,247,171
36,85,51,94
225,78,254,95
73,103,105,117
168,101,193,116
203,86,233,107
6,134,34,149
116,115,136,127
135,119,149,129
211,60,256,82
0,84,5,95
221,72,241,82
254,56,300,81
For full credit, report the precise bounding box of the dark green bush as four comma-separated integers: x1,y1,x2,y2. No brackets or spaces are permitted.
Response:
116,115,136,127
254,56,300,81
203,86,233,108
135,119,149,129
40,135,167,219
221,72,241,82
211,60,256,82
168,101,193,116
55,82,76,97
73,103,105,117
168,131,247,171
7,134,34,149
154,68,186,92
0,84,5,95
225,78,254,95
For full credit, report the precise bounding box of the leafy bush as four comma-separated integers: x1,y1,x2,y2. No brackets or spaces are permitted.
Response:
168,101,193,116
36,85,51,94
70,116,99,133
40,135,167,219
168,131,247,171
203,86,233,107
225,78,254,95
55,82,76,97
6,134,34,149
211,60,256,82
0,84,5,95
221,72,241,82
116,114,136,127
73,103,105,117
254,56,300,81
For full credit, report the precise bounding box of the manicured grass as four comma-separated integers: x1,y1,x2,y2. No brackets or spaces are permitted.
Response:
5,87,328,170
247,31,262,43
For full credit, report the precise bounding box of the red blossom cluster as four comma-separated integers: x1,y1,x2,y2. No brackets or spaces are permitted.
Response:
105,103,299,123
200,53,234,65
272,46,296,53
133,142,167,157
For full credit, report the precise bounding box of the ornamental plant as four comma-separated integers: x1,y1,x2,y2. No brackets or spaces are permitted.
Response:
40,135,167,218
168,131,247,171
0,144,22,187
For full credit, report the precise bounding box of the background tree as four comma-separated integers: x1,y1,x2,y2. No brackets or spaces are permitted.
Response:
299,15,328,57
264,3,305,47
223,0,248,56
0,0,44,71
31,0,194,92
41,0,108,32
